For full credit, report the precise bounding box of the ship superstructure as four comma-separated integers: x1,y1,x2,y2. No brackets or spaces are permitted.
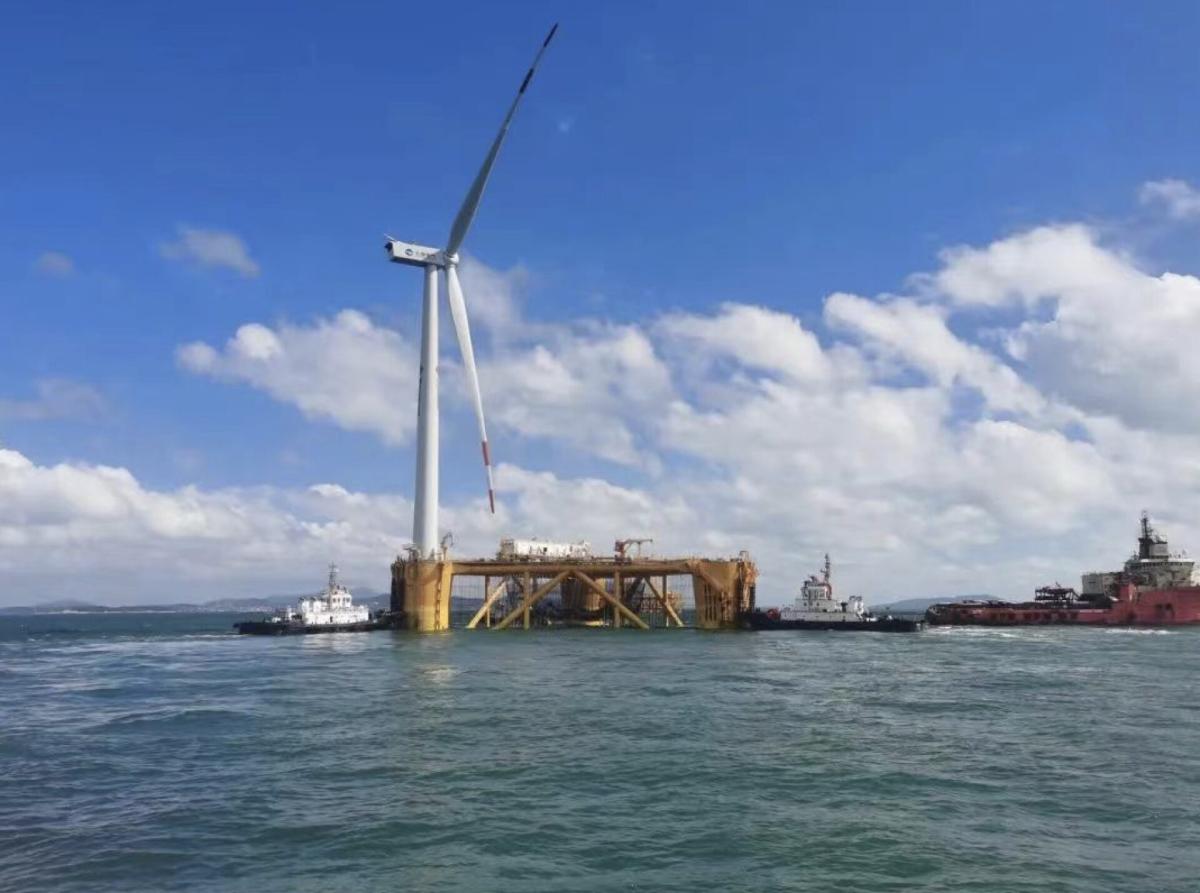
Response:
235,564,384,635
927,513,1200,626
286,564,370,626
779,554,867,623
743,554,922,632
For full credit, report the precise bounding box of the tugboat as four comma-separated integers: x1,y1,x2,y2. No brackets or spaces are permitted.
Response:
926,513,1200,627
235,564,390,635
741,555,923,632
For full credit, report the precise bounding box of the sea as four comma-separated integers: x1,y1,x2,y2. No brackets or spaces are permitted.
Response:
1,614,1197,893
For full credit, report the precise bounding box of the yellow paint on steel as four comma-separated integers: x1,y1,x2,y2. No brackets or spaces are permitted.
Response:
574,570,650,630
394,553,756,631
644,577,684,627
437,559,454,624
493,571,570,630
449,559,705,578
687,560,728,597
466,580,510,629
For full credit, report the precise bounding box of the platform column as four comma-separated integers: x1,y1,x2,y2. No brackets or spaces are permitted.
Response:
690,558,755,629
397,558,452,631
522,572,532,629
613,571,623,628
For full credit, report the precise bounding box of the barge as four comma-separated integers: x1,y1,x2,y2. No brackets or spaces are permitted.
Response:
926,513,1200,627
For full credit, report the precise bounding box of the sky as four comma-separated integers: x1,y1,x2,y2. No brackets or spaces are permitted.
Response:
4,1,1200,605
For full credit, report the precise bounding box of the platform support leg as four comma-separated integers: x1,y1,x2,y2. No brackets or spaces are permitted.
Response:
400,559,452,631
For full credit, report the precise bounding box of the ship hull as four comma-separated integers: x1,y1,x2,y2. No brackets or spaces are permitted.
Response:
234,618,392,635
742,612,923,632
926,588,1200,627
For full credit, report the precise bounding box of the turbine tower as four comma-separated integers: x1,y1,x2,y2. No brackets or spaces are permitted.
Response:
386,24,557,559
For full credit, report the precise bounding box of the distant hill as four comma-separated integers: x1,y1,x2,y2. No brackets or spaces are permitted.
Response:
0,590,391,615
28,598,109,611
874,595,1000,614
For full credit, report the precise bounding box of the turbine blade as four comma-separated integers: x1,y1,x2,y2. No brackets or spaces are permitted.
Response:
445,264,497,514
445,23,558,257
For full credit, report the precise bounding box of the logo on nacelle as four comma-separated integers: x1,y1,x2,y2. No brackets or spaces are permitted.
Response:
386,240,444,267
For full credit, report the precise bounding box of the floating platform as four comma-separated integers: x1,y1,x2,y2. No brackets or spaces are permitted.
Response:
390,554,758,632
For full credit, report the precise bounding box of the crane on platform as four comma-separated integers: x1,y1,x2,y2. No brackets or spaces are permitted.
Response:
614,539,654,562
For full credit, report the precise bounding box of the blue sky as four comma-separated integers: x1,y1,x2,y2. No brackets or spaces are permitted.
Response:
4,2,1200,603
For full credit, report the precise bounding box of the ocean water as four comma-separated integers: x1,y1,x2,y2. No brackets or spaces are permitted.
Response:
1,615,1197,893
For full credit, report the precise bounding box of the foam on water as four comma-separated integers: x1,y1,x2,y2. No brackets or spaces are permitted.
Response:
1,614,1197,892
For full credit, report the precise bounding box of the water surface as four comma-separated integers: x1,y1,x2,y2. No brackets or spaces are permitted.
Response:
1,615,1196,892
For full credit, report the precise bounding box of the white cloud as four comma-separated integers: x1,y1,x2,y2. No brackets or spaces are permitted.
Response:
928,223,1200,433
0,379,107,422
160,225,261,277
0,446,407,600
20,203,1200,606
178,310,418,445
457,256,527,335
659,303,833,383
1139,178,1200,220
482,321,673,468
33,251,75,277
0,446,704,603
925,224,1139,308
824,293,1045,416
177,278,672,468
162,231,1200,605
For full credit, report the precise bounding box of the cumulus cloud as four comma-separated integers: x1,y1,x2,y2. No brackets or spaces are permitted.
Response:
1139,178,1200,220
927,223,1200,433
926,224,1140,308
456,256,528,335
177,287,671,468
33,251,75,277
824,293,1045,416
161,224,1200,604
659,303,833,383
19,201,1200,605
0,446,406,600
178,310,418,445
0,446,706,603
482,321,673,468
160,225,261,277
0,379,107,422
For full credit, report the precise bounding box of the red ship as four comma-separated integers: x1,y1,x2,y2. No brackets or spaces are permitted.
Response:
926,513,1200,627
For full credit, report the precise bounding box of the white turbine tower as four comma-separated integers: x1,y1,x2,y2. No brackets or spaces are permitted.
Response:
386,24,558,559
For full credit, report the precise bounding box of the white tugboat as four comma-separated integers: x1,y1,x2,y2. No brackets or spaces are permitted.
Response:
743,555,922,631
235,564,389,635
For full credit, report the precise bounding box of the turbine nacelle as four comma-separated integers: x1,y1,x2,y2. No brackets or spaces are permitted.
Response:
385,239,445,268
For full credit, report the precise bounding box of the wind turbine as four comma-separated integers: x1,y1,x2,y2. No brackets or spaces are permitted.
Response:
386,24,558,560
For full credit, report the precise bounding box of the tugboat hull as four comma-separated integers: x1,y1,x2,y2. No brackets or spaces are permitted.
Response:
234,618,392,635
741,611,923,632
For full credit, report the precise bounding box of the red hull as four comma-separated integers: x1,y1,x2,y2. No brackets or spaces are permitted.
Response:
927,585,1200,627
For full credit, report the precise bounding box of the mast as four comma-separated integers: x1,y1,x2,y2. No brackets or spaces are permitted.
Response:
1139,512,1154,561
